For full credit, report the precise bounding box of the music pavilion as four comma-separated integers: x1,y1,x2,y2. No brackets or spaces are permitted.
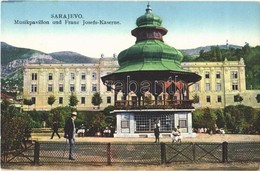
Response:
102,5,201,138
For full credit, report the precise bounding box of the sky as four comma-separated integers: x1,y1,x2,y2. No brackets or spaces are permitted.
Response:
1,1,260,58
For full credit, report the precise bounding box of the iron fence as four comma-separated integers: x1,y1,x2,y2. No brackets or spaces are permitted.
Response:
1,141,260,165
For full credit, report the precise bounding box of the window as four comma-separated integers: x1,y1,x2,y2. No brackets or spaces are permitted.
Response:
205,72,210,79
92,72,97,80
92,84,97,92
81,73,86,80
216,83,221,91
32,73,37,80
194,83,200,91
232,71,238,79
217,95,222,102
59,84,64,92
71,73,75,80
48,84,53,92
81,84,86,92
59,73,64,80
31,84,37,92
107,85,112,91
48,73,53,80
59,97,63,104
81,97,85,104
70,84,75,92
206,83,210,91
232,84,238,90
216,72,221,79
178,114,187,128
107,96,111,104
206,96,211,102
31,97,36,104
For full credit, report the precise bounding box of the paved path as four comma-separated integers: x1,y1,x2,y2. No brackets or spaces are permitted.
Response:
32,133,260,143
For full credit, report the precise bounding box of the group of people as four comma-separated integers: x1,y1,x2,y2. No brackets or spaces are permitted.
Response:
52,113,183,160
154,122,182,144
50,112,115,160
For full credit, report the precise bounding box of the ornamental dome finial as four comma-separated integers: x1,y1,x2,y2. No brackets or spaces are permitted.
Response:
146,3,152,13
136,3,162,27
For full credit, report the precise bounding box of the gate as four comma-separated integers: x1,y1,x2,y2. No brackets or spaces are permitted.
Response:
1,140,39,164
164,142,223,163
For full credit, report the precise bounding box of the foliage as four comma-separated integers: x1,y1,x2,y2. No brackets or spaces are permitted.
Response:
69,94,79,108
192,94,200,103
192,108,218,133
234,94,243,103
91,112,107,128
49,106,72,128
194,44,260,89
215,109,225,129
23,98,33,106
47,95,56,109
103,105,116,126
27,110,49,128
256,94,260,103
92,92,103,107
1,99,32,151
103,105,115,116
224,105,258,133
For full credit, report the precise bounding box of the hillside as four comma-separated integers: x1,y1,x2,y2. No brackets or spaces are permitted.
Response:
181,44,242,56
50,51,98,64
1,42,45,65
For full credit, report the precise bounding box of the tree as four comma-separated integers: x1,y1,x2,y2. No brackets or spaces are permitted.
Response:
234,94,243,104
1,99,32,152
256,94,260,103
50,106,71,128
192,94,200,103
103,105,116,127
47,95,56,110
92,92,103,109
69,94,79,109
23,98,33,110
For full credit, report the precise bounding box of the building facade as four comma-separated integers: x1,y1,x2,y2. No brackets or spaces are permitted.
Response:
23,57,260,111
182,58,260,108
23,57,118,111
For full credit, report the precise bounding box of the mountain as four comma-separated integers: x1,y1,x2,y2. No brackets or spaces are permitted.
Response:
181,44,242,56
50,51,98,64
1,42,46,65
1,42,98,93
1,42,98,77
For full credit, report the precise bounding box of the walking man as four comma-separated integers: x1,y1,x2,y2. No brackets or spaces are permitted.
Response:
154,121,160,143
64,111,77,160
50,121,60,139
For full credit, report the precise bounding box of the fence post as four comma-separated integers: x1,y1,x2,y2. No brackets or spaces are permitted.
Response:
222,141,228,163
107,143,112,165
192,142,196,162
160,142,166,164
34,141,40,165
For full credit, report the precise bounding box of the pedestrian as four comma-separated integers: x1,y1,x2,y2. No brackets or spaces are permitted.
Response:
64,111,77,160
103,127,111,137
172,126,182,143
154,122,160,143
50,121,60,139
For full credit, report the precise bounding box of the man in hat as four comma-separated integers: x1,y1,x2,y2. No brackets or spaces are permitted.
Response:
64,111,77,160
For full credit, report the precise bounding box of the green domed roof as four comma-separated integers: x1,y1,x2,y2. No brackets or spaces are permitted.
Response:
117,40,186,73
101,4,201,84
136,5,162,27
